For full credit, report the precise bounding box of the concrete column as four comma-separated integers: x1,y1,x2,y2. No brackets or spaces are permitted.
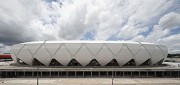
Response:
0,71,1,78
6,72,7,78
162,71,164,77
66,71,68,77
15,71,16,77
17,72,19,77
169,71,171,77
83,71,84,77
24,71,25,77
91,71,92,77
75,71,77,77
32,72,34,77
41,71,42,77
99,71,100,77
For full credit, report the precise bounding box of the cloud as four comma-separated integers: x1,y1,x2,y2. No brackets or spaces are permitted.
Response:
0,0,179,53
157,34,180,53
0,0,59,45
0,43,10,53
145,25,170,42
159,12,180,29
131,35,145,42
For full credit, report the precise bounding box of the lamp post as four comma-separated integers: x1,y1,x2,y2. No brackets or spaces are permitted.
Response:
112,60,114,85
37,66,39,85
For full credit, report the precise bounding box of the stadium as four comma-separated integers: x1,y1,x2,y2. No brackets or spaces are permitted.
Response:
10,41,168,67
1,41,180,78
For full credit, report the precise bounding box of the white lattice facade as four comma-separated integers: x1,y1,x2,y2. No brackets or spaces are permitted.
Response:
10,41,168,66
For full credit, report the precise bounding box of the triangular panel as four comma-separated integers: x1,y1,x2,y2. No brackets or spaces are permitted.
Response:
105,59,120,66
75,45,92,66
33,58,45,66
34,45,52,66
126,43,141,55
86,43,103,56
13,44,24,55
10,49,17,63
151,47,164,65
123,59,136,66
49,59,63,66
17,45,33,65
106,43,123,55
116,45,133,66
139,58,151,66
27,43,42,54
17,58,28,65
143,44,156,55
65,43,82,55
156,58,164,65
135,46,150,65
96,46,113,66
86,59,101,66
158,45,168,58
44,41,61,55
67,59,82,66
55,46,72,66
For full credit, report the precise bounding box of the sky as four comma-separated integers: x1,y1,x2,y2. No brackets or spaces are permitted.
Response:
0,0,180,54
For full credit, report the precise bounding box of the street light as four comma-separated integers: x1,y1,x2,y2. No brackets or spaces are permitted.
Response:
112,59,114,85
37,67,39,85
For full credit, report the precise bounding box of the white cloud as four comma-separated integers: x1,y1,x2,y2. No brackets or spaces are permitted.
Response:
118,25,148,39
157,34,180,44
0,43,10,53
116,0,173,39
170,43,180,53
159,12,180,29
145,25,169,42
157,34,180,53
144,12,180,43
0,0,60,44
0,0,179,53
131,35,145,42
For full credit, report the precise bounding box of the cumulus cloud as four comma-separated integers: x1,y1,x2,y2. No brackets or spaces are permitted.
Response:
0,0,59,45
142,12,180,53
159,12,180,29
157,34,180,53
0,43,10,53
145,25,170,42
0,0,179,53
131,35,145,42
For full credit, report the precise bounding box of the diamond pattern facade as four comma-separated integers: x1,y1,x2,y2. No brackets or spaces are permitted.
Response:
116,45,133,66
10,41,168,66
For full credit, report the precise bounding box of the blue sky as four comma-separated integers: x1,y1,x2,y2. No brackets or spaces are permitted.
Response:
0,0,180,53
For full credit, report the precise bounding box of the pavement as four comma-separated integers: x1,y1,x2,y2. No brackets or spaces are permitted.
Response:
0,78,180,85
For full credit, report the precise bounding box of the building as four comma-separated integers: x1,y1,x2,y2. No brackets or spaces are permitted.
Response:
10,41,168,67
0,54,12,61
